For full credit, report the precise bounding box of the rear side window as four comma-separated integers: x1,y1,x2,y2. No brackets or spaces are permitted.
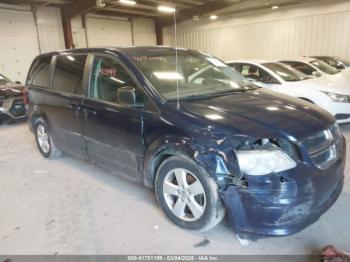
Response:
52,55,87,95
281,61,316,75
27,56,52,88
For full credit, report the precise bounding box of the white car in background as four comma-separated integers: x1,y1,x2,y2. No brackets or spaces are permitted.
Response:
227,60,350,123
310,56,350,78
278,57,350,82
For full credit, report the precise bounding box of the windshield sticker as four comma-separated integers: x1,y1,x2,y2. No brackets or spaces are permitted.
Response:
99,67,117,77
133,56,167,63
206,57,227,67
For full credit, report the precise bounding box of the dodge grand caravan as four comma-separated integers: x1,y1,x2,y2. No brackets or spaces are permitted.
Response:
26,47,345,238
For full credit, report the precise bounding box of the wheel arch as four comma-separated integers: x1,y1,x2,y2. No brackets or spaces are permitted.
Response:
143,134,239,189
143,135,202,188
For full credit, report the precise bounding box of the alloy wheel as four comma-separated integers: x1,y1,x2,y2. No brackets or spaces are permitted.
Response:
163,168,206,221
37,124,50,154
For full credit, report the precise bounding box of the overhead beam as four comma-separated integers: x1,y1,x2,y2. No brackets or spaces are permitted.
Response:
140,0,189,9
156,0,236,27
108,1,158,11
103,6,157,16
67,0,96,19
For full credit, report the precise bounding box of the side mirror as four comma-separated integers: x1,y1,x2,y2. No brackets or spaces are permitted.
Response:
336,64,345,70
312,71,322,77
117,86,141,107
15,81,21,84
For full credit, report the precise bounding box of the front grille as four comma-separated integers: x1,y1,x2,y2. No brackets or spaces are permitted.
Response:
9,98,26,117
303,124,342,170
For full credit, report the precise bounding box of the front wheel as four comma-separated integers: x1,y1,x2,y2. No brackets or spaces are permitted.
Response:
155,156,225,231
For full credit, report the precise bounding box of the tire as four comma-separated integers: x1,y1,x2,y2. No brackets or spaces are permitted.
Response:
34,118,62,159
155,155,225,232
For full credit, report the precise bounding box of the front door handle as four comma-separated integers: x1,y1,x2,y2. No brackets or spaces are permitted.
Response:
83,107,97,116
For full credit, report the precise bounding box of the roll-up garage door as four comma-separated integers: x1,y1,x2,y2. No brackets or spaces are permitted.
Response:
86,16,132,47
0,4,39,83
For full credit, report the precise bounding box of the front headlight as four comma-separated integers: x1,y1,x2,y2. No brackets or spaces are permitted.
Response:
236,143,296,176
324,92,349,103
2,98,12,110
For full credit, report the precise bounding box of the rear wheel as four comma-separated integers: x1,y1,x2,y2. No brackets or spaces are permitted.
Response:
155,156,225,231
34,118,62,159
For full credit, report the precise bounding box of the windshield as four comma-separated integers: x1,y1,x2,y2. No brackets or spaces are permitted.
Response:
310,60,339,75
130,51,257,101
262,62,309,82
0,74,13,85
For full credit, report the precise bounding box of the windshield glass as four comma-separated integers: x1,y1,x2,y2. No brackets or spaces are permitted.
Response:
310,60,339,75
129,50,257,101
262,62,308,82
0,74,13,85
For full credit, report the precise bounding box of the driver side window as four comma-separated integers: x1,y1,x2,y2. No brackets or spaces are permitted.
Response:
238,64,279,84
90,56,140,104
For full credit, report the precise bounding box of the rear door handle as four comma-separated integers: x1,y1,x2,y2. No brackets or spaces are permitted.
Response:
83,107,97,116
70,103,82,111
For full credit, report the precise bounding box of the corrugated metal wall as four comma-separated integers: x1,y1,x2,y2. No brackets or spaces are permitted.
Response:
71,15,156,48
133,18,156,46
86,15,133,47
0,4,39,83
164,0,350,61
71,16,87,49
36,7,65,53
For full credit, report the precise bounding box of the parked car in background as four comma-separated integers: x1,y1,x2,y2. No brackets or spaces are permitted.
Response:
310,56,350,70
228,60,350,123
27,47,344,238
279,58,350,82
0,73,27,124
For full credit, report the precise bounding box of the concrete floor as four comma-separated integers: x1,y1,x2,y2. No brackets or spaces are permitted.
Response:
0,122,349,255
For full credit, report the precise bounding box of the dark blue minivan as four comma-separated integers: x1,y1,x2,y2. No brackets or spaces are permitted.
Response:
26,47,345,238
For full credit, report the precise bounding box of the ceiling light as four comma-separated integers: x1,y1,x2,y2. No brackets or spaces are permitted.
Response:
210,15,218,20
119,0,136,5
67,55,75,61
96,0,106,7
158,5,175,13
272,5,279,9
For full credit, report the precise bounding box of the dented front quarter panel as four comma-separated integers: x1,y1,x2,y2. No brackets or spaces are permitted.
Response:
142,100,345,238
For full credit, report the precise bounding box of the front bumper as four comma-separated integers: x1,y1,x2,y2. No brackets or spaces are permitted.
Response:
0,97,27,122
219,137,345,238
326,101,350,123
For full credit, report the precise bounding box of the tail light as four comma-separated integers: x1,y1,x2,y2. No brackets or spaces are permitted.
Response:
23,88,29,104
23,88,29,111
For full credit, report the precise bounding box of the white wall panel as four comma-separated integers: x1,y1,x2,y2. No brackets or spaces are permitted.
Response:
71,16,87,48
36,7,65,53
86,15,132,47
0,4,39,83
164,0,350,61
133,18,156,45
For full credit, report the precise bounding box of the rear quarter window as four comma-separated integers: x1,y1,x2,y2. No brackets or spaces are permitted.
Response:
27,56,52,88
52,55,87,95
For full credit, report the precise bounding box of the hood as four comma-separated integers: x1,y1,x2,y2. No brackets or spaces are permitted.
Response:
175,89,334,140
0,84,24,98
322,72,350,83
291,77,350,95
